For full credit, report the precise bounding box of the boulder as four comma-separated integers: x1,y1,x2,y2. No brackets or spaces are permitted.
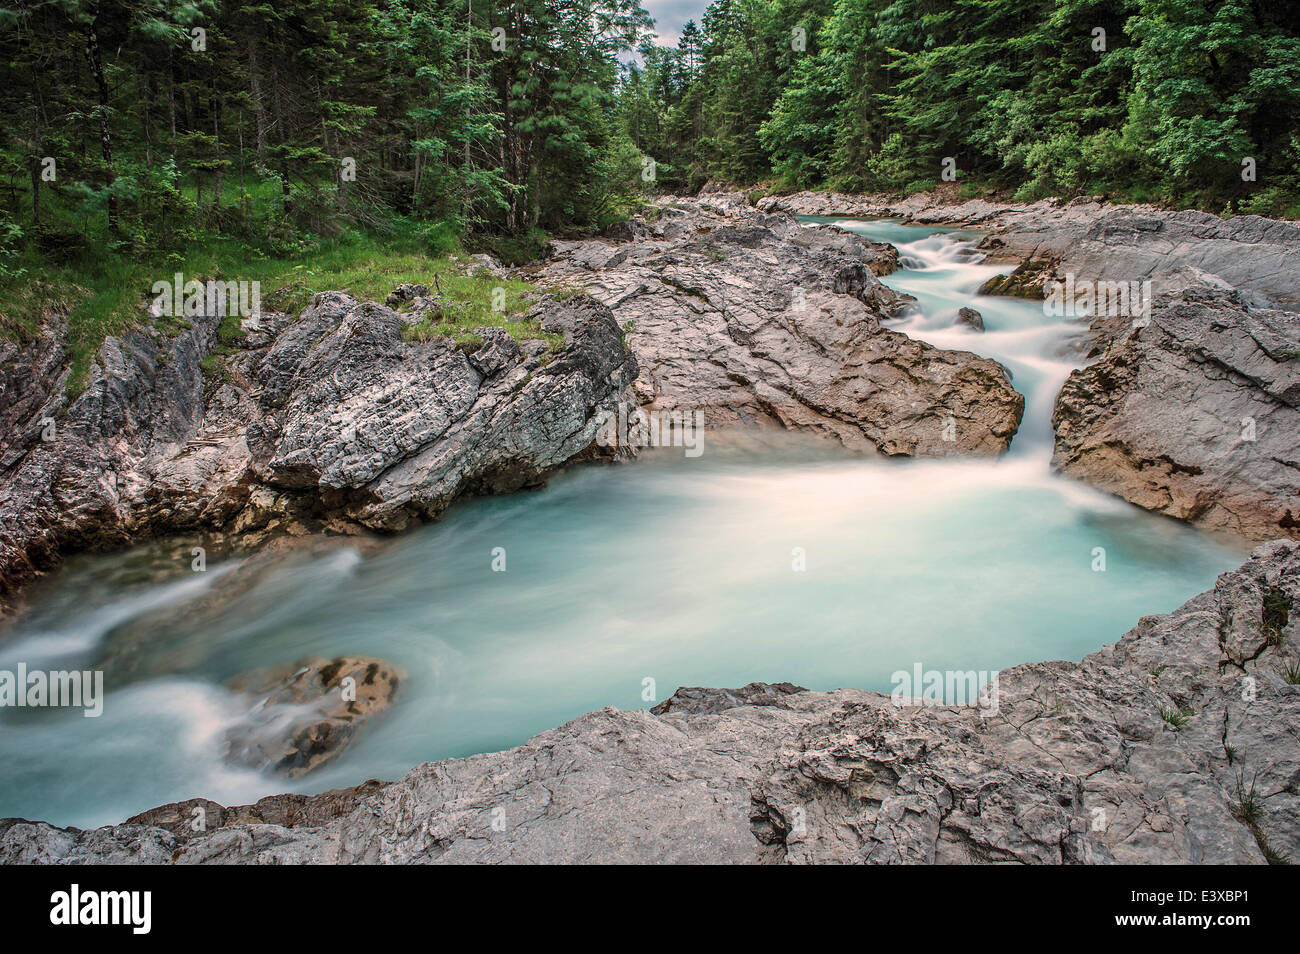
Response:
1051,282,1300,541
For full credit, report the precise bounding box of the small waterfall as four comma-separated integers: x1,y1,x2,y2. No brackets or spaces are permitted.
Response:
837,221,1086,455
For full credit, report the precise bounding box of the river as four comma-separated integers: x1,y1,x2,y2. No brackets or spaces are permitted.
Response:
0,218,1245,827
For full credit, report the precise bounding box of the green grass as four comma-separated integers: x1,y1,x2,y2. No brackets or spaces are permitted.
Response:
1231,768,1292,865
1263,588,1290,646
1233,770,1262,823
1,226,564,396
1160,706,1192,730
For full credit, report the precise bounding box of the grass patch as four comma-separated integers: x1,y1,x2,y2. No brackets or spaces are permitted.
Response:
399,272,566,353
1160,706,1192,730
1263,587,1290,645
0,224,568,396
1233,770,1261,823
1231,769,1292,864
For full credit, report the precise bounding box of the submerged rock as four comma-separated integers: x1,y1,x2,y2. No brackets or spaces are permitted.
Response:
4,540,1296,864
225,656,402,778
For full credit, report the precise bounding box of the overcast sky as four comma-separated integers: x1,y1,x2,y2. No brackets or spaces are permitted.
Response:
641,0,705,46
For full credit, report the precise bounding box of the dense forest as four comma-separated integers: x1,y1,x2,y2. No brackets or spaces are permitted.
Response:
0,0,1297,351
624,0,1300,212
0,0,654,261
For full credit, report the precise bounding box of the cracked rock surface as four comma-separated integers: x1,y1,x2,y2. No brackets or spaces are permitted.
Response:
4,539,1295,864
1051,285,1300,542
530,193,1024,456
0,293,636,613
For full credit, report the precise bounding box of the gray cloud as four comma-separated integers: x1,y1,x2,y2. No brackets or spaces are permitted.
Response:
641,0,706,46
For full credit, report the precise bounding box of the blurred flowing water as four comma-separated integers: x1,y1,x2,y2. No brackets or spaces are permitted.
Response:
0,218,1245,827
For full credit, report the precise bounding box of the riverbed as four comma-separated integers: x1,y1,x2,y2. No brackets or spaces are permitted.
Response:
0,219,1246,827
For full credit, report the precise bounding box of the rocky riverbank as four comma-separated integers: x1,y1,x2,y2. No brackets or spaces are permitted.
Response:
758,190,1300,308
760,190,1300,541
531,193,1025,456
4,538,1295,864
2,189,1297,864
0,291,637,617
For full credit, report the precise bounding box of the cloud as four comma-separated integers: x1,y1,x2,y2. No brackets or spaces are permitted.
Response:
640,0,706,47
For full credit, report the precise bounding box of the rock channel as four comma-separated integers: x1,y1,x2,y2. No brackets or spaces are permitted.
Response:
531,193,1025,456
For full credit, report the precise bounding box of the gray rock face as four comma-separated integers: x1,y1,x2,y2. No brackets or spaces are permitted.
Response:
531,194,1024,457
760,191,1300,308
0,292,637,611
1052,284,1300,542
955,307,985,331
5,539,1296,864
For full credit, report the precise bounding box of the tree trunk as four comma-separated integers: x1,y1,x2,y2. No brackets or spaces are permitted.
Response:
85,3,116,233
248,37,268,162
30,160,40,226
212,82,222,208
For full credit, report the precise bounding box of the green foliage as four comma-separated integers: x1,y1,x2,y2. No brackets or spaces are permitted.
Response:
617,0,1299,213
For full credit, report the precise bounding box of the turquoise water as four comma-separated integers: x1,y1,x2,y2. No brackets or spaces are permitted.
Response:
0,219,1246,828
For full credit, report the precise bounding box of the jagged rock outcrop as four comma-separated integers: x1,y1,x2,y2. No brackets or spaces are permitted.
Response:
0,292,637,613
3,539,1295,864
531,194,1024,456
1051,283,1300,541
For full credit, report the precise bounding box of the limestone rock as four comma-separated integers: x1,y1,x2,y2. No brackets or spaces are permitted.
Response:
977,259,1055,298
1051,284,1300,541
532,195,1024,457
385,283,428,307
